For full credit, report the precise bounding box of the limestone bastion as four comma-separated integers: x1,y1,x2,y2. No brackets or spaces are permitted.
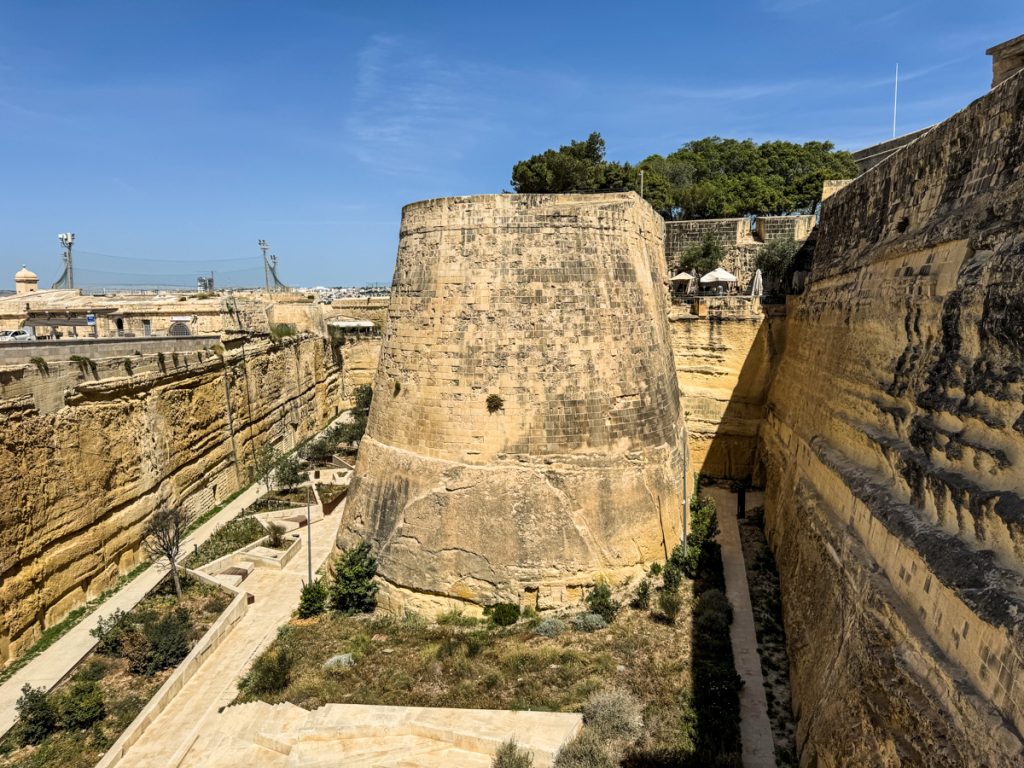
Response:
340,192,687,614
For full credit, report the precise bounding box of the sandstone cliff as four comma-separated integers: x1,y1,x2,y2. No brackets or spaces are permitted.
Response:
760,70,1024,764
0,334,341,665
342,193,687,614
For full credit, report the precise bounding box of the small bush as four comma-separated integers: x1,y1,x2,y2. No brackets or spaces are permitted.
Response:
648,562,662,577
696,589,733,624
553,730,617,768
393,380,401,396
486,393,504,413
296,578,328,618
662,563,682,592
241,647,294,695
329,541,379,614
30,356,49,375
267,522,287,549
534,618,566,638
585,581,619,624
492,739,534,768
630,578,651,610
58,678,105,730
571,613,608,632
15,684,57,745
659,590,683,624
91,608,131,655
582,687,644,743
437,609,478,627
490,603,521,627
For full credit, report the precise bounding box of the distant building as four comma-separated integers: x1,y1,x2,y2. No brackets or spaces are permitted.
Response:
14,266,39,295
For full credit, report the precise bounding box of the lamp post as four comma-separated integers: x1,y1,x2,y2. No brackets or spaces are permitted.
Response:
306,484,313,584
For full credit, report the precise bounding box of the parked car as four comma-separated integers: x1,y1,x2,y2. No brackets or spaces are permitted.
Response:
0,328,37,342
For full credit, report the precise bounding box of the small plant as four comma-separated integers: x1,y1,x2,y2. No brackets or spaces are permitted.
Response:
172,351,180,368
582,687,644,743
58,678,105,730
648,562,662,577
437,608,479,627
492,739,534,768
571,613,608,632
270,323,297,341
267,522,287,549
662,563,682,592
393,380,401,396
486,393,504,413
122,357,133,375
296,578,328,618
30,356,49,375
157,351,166,372
553,730,616,768
90,608,131,655
240,647,293,695
70,354,97,377
658,589,682,624
15,684,57,745
490,602,521,627
534,618,566,637
329,541,379,614
630,578,651,610
585,581,619,623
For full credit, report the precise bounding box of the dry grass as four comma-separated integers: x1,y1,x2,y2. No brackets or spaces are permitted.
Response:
235,588,699,759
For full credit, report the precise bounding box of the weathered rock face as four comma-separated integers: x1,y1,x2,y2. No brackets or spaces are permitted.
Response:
341,193,686,614
0,335,341,665
761,72,1024,764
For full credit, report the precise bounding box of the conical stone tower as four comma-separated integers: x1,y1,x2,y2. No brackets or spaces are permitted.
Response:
341,192,687,614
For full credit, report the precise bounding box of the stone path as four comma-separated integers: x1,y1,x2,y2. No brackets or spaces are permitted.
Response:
708,487,777,768
0,481,268,738
117,508,344,767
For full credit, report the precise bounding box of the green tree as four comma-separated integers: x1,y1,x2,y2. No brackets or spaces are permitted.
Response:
511,132,634,194
15,684,57,745
679,234,725,277
329,541,379,614
275,453,305,492
755,237,801,292
251,444,282,492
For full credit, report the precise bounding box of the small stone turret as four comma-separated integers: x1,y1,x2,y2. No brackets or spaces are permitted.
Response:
15,265,38,295
340,192,687,615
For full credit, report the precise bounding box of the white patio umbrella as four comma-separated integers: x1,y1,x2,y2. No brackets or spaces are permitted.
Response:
670,271,695,282
751,269,764,297
699,267,738,284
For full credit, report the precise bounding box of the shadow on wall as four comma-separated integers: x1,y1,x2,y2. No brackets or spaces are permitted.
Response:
697,313,785,484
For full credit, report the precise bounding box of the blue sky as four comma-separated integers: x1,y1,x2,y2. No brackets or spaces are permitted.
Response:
0,1,1020,287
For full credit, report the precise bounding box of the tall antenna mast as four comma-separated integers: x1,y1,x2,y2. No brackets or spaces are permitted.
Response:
58,232,75,289
892,63,899,139
258,239,270,294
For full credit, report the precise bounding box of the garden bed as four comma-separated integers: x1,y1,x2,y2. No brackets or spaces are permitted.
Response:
739,507,797,767
183,515,266,569
0,575,230,768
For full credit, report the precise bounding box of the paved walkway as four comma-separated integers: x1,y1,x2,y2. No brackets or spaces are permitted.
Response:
707,487,776,768
0,481,267,737
119,508,344,767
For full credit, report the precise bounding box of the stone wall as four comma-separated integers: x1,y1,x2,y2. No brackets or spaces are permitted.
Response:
760,68,1024,765
341,193,686,615
0,334,341,665
755,214,815,243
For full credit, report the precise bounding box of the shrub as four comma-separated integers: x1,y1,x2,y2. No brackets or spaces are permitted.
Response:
58,678,105,730
437,609,478,627
582,687,644,743
696,589,733,624
275,453,305,492
241,647,294,695
91,608,131,655
267,522,287,549
329,541,379,613
662,563,682,592
571,613,608,632
659,590,683,624
15,684,57,745
534,618,566,638
296,578,328,618
585,581,619,624
553,730,616,768
300,437,335,466
146,607,193,674
490,603,521,627
648,562,662,577
630,578,651,610
30,356,49,375
492,739,534,768
393,380,401,396
486,393,504,413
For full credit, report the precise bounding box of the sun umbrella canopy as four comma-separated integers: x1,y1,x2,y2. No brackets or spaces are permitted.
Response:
751,269,764,297
670,271,695,282
699,267,738,283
